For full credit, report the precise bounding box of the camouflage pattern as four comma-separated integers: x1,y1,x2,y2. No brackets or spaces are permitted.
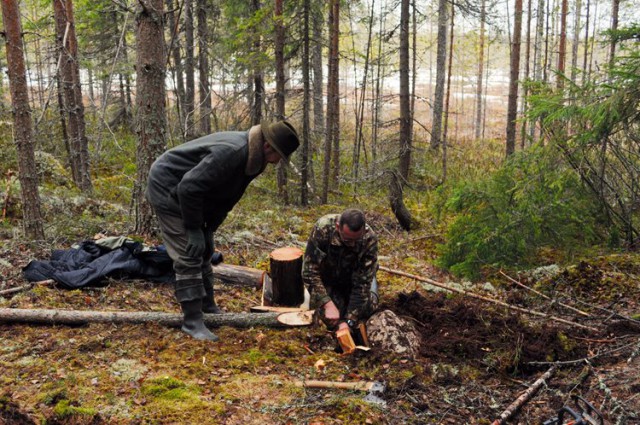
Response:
302,214,378,324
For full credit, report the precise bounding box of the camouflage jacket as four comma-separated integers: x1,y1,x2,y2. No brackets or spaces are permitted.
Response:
302,214,378,321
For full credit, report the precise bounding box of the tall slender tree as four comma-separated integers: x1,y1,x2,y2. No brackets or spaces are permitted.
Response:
53,0,92,192
184,0,196,137
322,0,339,202
506,0,523,156
399,0,411,180
274,0,289,204
134,0,166,235
609,0,620,66
430,0,448,150
2,0,45,240
475,0,486,140
166,0,186,137
300,0,311,206
557,0,568,89
197,0,212,135
311,2,324,140
251,0,264,126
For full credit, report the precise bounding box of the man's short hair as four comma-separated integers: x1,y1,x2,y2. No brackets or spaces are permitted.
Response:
339,208,366,232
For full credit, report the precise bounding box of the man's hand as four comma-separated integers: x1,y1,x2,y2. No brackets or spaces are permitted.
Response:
336,321,349,332
185,228,206,257
323,300,340,328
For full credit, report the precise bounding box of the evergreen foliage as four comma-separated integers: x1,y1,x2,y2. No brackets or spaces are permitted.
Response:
437,146,602,279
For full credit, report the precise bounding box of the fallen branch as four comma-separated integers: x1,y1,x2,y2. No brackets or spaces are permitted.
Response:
0,279,55,297
0,307,312,328
491,366,556,425
499,270,590,317
527,340,640,366
379,266,598,332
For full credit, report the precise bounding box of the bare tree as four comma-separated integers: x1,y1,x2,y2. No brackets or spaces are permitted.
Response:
134,0,166,235
609,0,619,67
322,0,340,203
197,0,212,135
474,0,486,140
274,0,289,204
53,0,92,193
300,0,311,206
399,0,411,180
1,0,45,240
251,0,264,126
430,0,448,150
166,0,186,137
506,0,523,156
184,0,195,137
557,0,568,89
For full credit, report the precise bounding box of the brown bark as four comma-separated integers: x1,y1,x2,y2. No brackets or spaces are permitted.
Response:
184,0,195,138
430,0,448,150
1,0,45,240
474,0,486,140
269,247,304,306
609,0,619,67
53,0,92,192
398,0,411,181
0,308,311,328
210,263,265,288
197,0,211,135
251,0,264,126
300,0,311,206
134,0,166,236
557,0,568,89
274,0,289,204
166,0,186,135
328,0,340,188
389,171,412,231
506,0,523,156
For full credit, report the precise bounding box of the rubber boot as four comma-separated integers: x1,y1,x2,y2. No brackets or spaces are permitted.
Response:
202,276,224,314
180,299,219,341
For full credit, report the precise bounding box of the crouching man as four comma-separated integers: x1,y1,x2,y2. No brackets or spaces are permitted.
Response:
302,209,379,352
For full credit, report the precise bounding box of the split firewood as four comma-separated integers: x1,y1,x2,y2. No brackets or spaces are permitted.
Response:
0,307,313,328
491,366,556,425
379,266,598,332
499,270,590,317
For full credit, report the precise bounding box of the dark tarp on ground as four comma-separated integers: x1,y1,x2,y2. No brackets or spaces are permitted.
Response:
22,240,174,289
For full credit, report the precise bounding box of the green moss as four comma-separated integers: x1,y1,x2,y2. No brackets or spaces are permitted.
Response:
52,400,97,418
556,332,575,352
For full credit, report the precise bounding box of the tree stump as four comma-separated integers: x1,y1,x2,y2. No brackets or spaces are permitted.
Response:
269,246,304,307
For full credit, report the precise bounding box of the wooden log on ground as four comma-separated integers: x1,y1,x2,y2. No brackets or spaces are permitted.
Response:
0,307,312,328
269,247,304,306
379,266,598,332
491,366,556,425
0,279,55,297
210,263,265,288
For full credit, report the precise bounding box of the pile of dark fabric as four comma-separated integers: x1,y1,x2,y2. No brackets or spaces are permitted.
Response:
22,237,174,289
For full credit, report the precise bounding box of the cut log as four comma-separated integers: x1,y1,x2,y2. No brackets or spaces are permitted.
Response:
210,263,265,288
269,246,304,306
0,308,312,328
294,380,377,391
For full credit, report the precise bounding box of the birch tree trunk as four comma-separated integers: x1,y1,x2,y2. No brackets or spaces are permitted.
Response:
506,0,523,156
2,0,45,240
134,0,166,236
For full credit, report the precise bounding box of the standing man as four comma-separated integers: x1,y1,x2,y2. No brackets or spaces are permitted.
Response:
302,209,379,345
147,121,299,341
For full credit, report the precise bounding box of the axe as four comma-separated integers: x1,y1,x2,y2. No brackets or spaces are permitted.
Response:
294,380,386,406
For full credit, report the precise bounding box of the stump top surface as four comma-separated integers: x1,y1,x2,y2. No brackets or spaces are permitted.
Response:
270,246,303,261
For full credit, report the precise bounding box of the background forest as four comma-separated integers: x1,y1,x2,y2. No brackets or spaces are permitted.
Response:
1,0,640,423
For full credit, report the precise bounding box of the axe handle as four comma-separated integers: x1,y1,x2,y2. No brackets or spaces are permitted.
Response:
295,380,374,391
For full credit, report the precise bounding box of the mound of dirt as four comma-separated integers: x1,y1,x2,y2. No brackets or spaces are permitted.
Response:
388,291,589,374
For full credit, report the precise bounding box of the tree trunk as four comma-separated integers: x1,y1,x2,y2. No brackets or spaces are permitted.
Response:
0,308,311,328
398,0,411,182
506,0,523,157
1,0,45,240
323,0,339,203
389,171,412,231
301,0,311,206
211,263,264,288
134,0,166,236
269,247,304,306
521,0,532,147
251,0,264,126
442,6,455,182
609,0,619,67
274,0,289,204
570,0,582,84
184,0,195,138
311,3,324,142
557,0,568,89
53,0,92,193
166,0,186,137
197,0,211,135
430,0,448,150
329,0,340,188
582,0,591,85
474,0,486,140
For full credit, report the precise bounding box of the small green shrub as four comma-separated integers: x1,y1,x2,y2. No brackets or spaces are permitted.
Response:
437,146,604,279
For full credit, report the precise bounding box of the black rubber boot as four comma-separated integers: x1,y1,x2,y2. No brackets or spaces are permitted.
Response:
180,299,219,341
202,276,224,314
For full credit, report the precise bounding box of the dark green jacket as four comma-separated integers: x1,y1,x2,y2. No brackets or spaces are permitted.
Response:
146,131,262,231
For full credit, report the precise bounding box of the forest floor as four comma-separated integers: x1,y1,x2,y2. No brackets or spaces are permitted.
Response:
1,198,640,424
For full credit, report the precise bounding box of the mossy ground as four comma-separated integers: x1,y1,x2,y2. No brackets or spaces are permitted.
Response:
1,186,639,423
